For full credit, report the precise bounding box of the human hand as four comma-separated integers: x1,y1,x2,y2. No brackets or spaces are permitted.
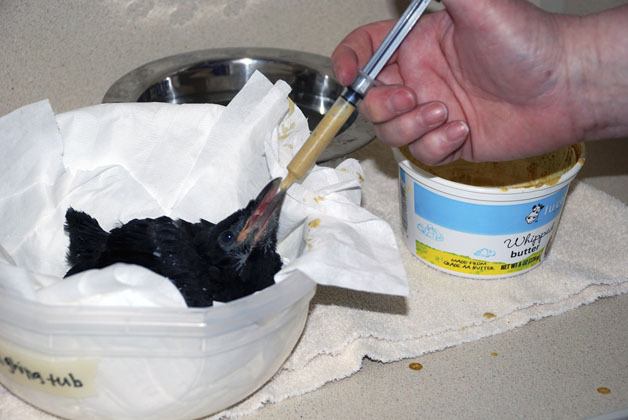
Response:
332,0,584,164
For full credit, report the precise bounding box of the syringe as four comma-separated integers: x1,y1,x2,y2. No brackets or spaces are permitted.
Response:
279,0,432,192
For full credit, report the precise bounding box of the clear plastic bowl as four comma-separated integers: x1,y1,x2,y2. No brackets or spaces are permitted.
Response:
0,274,315,419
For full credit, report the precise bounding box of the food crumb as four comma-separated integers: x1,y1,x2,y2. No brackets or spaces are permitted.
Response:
408,362,423,371
483,312,496,319
490,352,498,357
597,387,611,395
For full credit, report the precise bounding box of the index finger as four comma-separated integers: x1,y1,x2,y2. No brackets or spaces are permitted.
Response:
331,20,397,86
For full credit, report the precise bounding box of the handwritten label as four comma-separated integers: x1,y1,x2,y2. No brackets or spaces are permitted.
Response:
0,339,98,398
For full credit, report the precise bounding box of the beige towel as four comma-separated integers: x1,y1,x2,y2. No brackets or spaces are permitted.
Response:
1,141,627,419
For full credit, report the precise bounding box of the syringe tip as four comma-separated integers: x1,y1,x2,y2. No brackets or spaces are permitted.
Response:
279,172,297,193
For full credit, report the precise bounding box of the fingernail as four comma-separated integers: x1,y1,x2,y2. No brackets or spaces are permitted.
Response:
445,121,469,142
332,64,346,85
333,66,348,86
390,90,415,113
423,103,447,127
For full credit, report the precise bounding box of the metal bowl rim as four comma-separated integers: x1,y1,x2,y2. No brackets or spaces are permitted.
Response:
103,47,337,103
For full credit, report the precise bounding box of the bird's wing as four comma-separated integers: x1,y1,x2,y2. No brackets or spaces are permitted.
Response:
97,218,186,271
103,217,217,306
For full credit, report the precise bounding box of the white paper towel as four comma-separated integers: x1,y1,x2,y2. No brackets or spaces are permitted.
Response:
0,70,407,308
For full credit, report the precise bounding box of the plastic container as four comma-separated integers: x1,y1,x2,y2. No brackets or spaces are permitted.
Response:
394,144,585,278
0,275,315,419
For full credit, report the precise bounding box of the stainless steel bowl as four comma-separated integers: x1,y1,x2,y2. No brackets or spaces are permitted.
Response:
103,48,374,162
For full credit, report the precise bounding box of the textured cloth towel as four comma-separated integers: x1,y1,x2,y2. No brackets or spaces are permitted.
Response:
1,139,626,419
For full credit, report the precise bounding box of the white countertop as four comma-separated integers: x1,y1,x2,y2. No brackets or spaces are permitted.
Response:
1,1,627,419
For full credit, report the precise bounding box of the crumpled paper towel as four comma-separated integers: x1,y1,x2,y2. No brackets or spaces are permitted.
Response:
0,71,407,306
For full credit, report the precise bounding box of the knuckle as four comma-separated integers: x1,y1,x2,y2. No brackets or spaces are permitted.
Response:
408,132,448,166
378,119,416,147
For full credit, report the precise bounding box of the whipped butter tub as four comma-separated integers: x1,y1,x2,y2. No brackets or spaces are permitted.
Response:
393,144,585,278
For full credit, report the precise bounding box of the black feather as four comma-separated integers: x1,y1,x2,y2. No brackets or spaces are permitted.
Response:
64,209,108,276
63,179,286,308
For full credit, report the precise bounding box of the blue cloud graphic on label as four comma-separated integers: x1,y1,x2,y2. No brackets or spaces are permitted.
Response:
417,223,444,241
474,248,496,258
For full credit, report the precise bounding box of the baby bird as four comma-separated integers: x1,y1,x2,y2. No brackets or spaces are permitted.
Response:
64,178,286,307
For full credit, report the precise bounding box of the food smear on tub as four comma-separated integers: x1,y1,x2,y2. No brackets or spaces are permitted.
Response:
63,178,286,308
400,145,578,188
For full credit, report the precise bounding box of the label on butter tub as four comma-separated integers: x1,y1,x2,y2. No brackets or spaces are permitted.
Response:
399,168,569,277
0,338,97,397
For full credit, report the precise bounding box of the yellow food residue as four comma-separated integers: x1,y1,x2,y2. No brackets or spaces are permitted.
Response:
408,362,423,371
490,352,499,357
308,218,321,229
483,312,496,320
278,121,296,140
287,98,296,115
597,387,611,395
314,195,325,204
400,144,583,189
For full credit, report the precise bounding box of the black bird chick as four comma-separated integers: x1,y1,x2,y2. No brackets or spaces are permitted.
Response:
64,178,286,307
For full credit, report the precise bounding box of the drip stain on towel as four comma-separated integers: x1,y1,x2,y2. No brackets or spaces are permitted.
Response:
278,100,297,140
596,387,611,395
287,99,296,115
278,121,296,140
483,312,496,320
308,219,321,229
408,362,423,371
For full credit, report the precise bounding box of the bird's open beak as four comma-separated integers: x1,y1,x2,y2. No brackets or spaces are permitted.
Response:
236,178,286,246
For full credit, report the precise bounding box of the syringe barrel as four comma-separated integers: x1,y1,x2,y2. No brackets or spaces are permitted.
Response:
280,95,357,191
352,0,432,95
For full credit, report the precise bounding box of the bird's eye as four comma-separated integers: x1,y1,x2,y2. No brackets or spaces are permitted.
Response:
218,230,236,248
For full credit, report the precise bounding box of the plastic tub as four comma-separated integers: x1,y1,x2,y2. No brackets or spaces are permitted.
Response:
0,274,315,419
393,144,585,278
